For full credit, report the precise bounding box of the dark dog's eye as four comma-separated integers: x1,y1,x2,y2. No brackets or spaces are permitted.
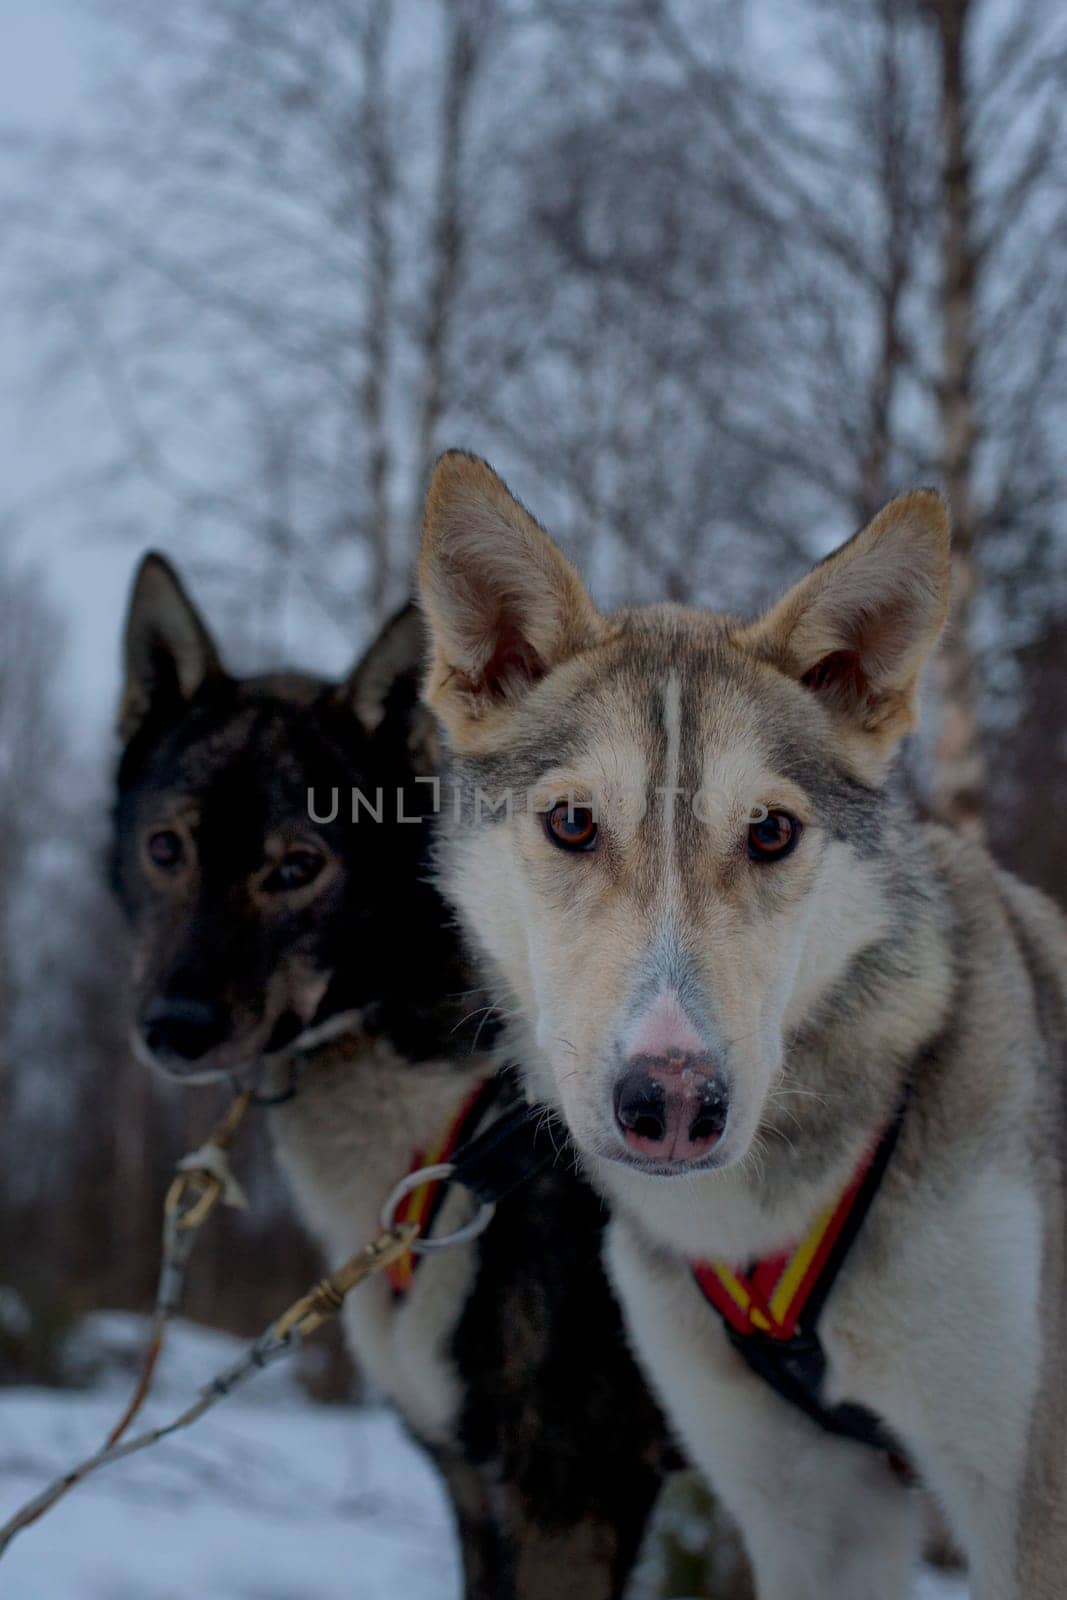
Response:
545,803,598,852
747,810,800,863
146,829,185,870
264,848,325,894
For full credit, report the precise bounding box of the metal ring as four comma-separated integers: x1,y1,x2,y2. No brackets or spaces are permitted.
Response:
379,1163,496,1255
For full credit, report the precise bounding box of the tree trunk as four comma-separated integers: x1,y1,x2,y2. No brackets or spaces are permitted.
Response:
857,0,908,523
414,2,486,500
360,0,395,617
931,0,986,835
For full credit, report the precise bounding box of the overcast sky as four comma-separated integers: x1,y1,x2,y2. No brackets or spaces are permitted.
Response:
1,0,362,756
1,0,150,753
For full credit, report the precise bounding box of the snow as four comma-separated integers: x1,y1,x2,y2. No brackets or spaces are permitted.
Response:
1,1316,458,1600
0,1315,969,1599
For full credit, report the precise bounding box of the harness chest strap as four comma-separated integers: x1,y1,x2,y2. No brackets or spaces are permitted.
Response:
385,1075,502,1294
690,1094,910,1460
384,1071,909,1457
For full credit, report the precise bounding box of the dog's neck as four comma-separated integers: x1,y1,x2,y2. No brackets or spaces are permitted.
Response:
266,1028,497,1330
323,874,496,1067
589,1004,948,1266
251,1007,369,1103
252,977,499,1107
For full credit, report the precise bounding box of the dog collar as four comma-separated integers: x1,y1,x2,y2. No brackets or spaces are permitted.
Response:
245,1009,368,1105
690,1092,910,1462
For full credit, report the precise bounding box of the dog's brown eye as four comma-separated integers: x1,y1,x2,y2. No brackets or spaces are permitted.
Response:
545,803,598,852
147,829,185,870
264,848,325,894
747,810,799,863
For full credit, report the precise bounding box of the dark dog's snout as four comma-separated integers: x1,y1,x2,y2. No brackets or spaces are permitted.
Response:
613,1054,727,1166
142,993,228,1065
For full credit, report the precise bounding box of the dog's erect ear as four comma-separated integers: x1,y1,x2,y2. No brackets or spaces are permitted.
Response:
418,452,603,747
119,553,223,744
340,601,439,763
342,602,425,733
740,490,951,755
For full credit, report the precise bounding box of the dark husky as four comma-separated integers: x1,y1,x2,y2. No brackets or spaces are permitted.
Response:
110,554,672,1600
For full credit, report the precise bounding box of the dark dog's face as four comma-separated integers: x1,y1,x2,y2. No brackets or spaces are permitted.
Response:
113,557,440,1084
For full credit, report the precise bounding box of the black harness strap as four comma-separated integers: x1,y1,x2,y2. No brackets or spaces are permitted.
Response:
449,1091,562,1206
415,1073,511,1244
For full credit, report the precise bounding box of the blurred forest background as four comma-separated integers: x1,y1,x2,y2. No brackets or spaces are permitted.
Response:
0,0,1066,1388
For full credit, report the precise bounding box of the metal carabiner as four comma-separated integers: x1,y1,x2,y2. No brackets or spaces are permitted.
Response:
378,1162,496,1254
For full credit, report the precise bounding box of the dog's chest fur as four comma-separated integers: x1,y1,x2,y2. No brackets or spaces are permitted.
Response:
270,1035,492,1444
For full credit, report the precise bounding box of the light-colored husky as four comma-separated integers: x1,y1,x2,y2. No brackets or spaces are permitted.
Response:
417,451,1067,1600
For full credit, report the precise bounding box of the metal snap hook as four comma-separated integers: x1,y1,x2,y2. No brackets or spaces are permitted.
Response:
379,1163,496,1253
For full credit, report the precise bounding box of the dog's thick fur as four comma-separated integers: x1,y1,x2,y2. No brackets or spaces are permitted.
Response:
418,451,1067,1600
111,556,671,1600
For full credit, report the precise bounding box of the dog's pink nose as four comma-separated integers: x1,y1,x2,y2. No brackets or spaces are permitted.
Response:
613,1054,727,1165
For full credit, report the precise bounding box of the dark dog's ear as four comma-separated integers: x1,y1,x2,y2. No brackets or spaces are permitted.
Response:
119,553,223,744
342,602,425,733
340,602,439,764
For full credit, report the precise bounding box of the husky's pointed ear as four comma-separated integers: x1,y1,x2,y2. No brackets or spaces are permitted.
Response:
341,602,425,734
418,452,603,747
119,553,223,744
740,490,951,756
340,601,439,764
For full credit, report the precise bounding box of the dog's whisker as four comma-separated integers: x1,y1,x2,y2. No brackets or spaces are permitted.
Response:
451,1003,499,1035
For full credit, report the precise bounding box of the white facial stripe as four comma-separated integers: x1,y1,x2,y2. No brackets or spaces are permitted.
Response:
662,672,682,817
658,672,683,909
625,988,707,1061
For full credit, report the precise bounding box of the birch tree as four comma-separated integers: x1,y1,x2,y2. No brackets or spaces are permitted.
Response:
8,0,501,643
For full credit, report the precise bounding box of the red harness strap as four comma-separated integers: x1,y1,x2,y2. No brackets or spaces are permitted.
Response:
690,1127,885,1342
689,1097,911,1465
385,1077,496,1295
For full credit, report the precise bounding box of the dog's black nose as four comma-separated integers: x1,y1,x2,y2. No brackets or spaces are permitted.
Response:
613,1056,728,1165
614,1071,668,1144
142,995,228,1064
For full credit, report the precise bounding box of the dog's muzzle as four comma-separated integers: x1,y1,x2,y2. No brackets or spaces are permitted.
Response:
142,994,229,1069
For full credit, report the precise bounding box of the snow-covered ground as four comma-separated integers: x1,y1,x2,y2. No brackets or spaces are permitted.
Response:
0,1315,968,1599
